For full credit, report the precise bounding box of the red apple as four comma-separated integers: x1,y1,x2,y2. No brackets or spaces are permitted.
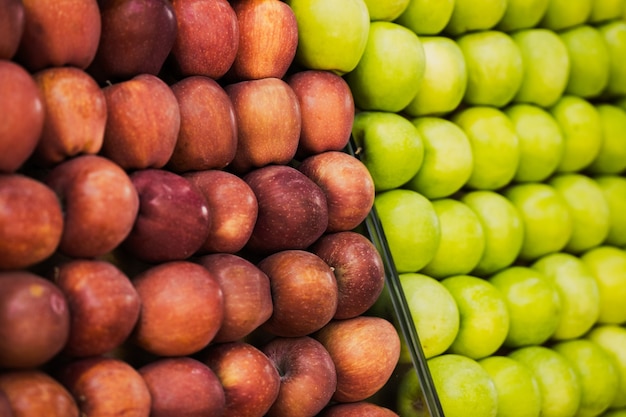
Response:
168,76,237,172
0,370,78,417
226,77,301,173
139,357,226,417
88,0,177,83
299,151,375,232
314,316,401,403
53,259,141,358
122,169,210,263
0,271,69,369
202,341,281,417
0,0,24,60
261,336,337,417
0,389,12,417
318,402,400,417
0,174,63,271
0,60,44,173
15,0,101,71
243,165,328,254
310,231,385,319
185,169,258,254
170,0,239,79
258,249,338,337
286,70,354,157
131,261,223,357
228,0,298,81
197,253,272,343
100,73,180,170
45,155,140,259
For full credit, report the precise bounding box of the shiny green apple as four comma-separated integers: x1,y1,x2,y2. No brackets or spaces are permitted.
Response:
587,104,626,175
598,20,626,97
443,0,507,36
539,0,592,31
595,175,626,247
362,0,409,21
589,0,624,23
586,324,626,408
496,0,549,32
394,0,454,35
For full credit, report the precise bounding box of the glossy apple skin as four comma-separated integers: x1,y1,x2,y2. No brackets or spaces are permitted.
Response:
185,169,258,254
15,0,101,71
89,0,177,83
0,60,44,173
45,155,140,259
202,341,281,417
0,272,69,369
100,73,180,170
139,357,226,417
170,0,239,79
243,165,328,254
0,0,24,59
310,231,385,319
197,253,272,343
169,75,237,172
132,261,224,357
123,169,210,263
318,402,400,417
0,174,63,271
261,336,337,417
53,259,140,358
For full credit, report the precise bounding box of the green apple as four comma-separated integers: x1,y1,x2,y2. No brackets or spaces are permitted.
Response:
508,345,581,417
553,339,619,417
559,25,610,99
531,252,600,340
586,324,626,408
403,36,467,117
549,173,610,254
580,246,626,325
452,106,520,191
441,275,509,360
443,0,507,36
589,0,624,23
595,175,626,247
504,104,564,182
344,21,426,112
549,95,602,173
478,355,542,417
363,0,409,21
460,190,524,276
488,266,562,348
510,29,570,108
397,353,498,417
598,20,626,97
374,189,440,273
420,199,485,279
539,0,592,31
456,30,524,107
496,0,549,32
587,104,626,175
503,182,573,261
394,0,454,35
352,111,424,191
286,0,370,74
399,272,459,359
404,117,473,199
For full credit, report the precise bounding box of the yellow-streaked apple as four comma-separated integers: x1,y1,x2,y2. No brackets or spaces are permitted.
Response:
589,0,624,23
495,0,549,32
598,20,626,98
586,324,626,408
539,0,592,31
362,0,409,21
587,104,626,175
595,175,626,247
443,0,507,36
394,0,454,35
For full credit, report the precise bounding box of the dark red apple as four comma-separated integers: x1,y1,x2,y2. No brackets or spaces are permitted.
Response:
0,389,12,417
131,261,223,357
0,0,24,60
88,0,177,83
122,169,210,263
0,370,78,417
318,402,400,417
243,164,328,254
170,0,239,79
228,0,298,81
168,75,237,172
0,60,44,173
185,169,258,254
197,253,272,343
287,70,354,157
15,0,101,71
100,73,180,170
258,249,337,337
226,77,301,173
0,174,63,271
202,341,281,417
53,259,141,358
314,316,401,403
139,357,226,417
261,336,337,417
299,151,375,232
0,271,69,369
